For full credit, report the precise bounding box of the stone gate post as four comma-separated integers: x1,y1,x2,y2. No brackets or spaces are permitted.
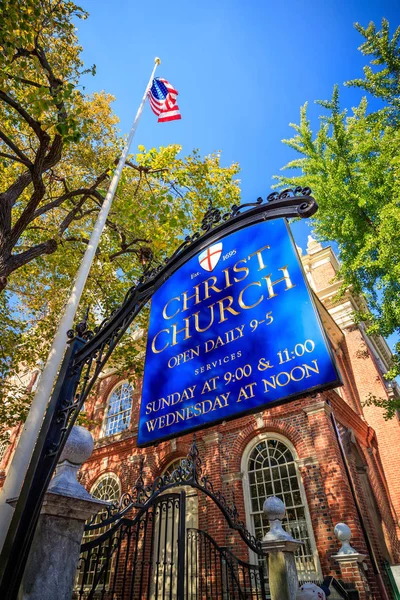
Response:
332,522,370,600
13,426,108,600
261,496,303,600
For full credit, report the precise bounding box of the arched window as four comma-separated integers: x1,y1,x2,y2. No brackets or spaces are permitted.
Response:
0,440,9,465
242,435,320,581
91,472,121,501
103,382,133,437
163,458,186,478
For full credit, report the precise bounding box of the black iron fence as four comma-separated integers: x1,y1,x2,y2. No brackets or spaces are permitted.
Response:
75,492,266,600
186,528,266,600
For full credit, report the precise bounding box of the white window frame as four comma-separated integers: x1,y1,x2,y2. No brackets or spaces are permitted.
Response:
163,458,185,477
101,380,133,438
90,472,121,500
0,439,9,465
241,432,322,580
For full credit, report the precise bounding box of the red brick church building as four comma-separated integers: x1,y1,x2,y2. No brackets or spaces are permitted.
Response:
2,236,400,599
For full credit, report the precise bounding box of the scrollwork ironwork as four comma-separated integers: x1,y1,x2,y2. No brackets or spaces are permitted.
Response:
5,186,316,598
84,437,264,555
48,185,318,523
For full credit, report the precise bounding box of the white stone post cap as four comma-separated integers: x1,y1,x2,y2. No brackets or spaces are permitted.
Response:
334,522,358,555
262,496,303,546
59,425,94,465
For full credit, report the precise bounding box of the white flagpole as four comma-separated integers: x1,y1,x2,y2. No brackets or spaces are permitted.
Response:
0,57,161,549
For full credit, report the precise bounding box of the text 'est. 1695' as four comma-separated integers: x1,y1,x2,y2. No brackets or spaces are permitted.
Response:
138,218,341,446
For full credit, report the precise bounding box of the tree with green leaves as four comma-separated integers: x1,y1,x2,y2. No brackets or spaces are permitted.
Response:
0,0,241,439
274,18,400,416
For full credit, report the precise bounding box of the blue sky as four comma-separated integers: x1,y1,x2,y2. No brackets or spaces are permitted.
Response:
77,0,399,347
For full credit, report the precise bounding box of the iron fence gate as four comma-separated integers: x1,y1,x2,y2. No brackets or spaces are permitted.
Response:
75,491,266,600
75,441,357,600
186,528,266,600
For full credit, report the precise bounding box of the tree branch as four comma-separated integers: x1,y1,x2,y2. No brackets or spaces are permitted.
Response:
109,238,150,261
0,129,32,166
0,89,46,140
34,42,67,123
125,160,168,176
64,236,90,245
0,171,32,210
6,239,58,276
0,151,30,166
33,188,95,219
6,74,45,89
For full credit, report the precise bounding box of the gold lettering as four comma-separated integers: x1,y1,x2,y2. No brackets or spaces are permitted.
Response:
202,399,214,414
262,377,277,392
192,303,216,333
238,281,264,309
212,397,224,410
214,336,224,348
175,409,186,423
303,360,319,377
182,284,201,312
171,317,191,346
236,382,257,402
151,329,170,354
213,393,230,409
146,419,158,432
233,259,249,282
217,296,240,323
166,413,176,427
201,376,219,394
203,276,223,300
290,366,305,382
276,371,291,386
258,357,273,371
162,297,181,320
248,244,270,270
263,266,295,299
222,267,233,289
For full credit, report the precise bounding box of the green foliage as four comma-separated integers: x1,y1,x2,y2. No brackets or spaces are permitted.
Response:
363,392,400,420
0,1,241,440
346,18,400,114
274,18,400,413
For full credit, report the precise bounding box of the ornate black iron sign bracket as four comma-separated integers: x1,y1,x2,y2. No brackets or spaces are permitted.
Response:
0,187,317,598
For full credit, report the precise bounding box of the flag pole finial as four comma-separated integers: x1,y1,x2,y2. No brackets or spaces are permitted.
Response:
155,57,161,65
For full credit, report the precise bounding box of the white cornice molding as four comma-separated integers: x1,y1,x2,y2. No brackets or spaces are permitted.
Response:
222,471,243,483
312,294,344,349
301,245,340,273
358,323,393,375
301,244,396,385
296,456,320,468
203,432,222,445
303,401,333,417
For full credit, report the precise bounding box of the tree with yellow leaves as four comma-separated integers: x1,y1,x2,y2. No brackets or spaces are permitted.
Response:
0,0,241,437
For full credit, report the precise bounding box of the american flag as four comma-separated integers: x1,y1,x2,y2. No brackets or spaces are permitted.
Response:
148,78,181,123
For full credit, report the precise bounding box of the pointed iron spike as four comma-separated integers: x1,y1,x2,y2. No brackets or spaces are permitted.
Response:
187,433,196,458
134,455,145,487
139,454,145,473
84,305,90,322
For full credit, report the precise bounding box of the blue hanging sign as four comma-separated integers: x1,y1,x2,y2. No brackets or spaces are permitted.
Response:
138,219,341,446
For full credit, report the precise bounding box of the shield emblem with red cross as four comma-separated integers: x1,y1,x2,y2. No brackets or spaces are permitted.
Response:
198,242,223,272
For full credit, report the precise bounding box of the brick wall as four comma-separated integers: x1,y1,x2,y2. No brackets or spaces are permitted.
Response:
76,381,398,598
343,327,400,523
3,240,400,599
